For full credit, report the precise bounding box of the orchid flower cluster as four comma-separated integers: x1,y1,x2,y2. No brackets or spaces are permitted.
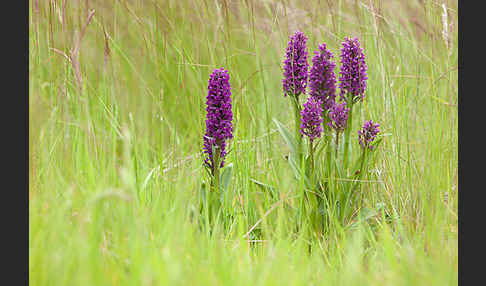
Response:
198,32,382,229
279,31,383,228
281,31,381,171
201,68,233,197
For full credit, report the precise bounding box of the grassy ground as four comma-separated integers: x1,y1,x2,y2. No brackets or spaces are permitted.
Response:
29,0,457,285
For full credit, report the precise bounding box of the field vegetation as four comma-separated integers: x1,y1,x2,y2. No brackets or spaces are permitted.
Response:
29,0,457,285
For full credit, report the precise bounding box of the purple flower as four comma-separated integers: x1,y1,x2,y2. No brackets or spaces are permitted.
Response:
328,102,349,132
338,37,368,102
300,97,323,142
282,31,309,97
203,68,233,170
309,43,337,111
358,120,380,150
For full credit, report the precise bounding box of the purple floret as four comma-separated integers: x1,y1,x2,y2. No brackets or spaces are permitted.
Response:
328,102,349,132
282,31,309,97
309,43,337,111
300,97,323,142
358,120,380,150
338,37,368,102
203,68,233,170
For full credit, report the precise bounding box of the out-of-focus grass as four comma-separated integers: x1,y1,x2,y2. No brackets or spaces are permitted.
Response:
29,0,457,285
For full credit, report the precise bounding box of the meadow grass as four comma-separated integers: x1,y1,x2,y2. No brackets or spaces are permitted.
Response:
29,0,457,285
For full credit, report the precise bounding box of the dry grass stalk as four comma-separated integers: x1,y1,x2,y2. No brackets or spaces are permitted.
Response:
51,9,95,92
324,0,338,34
70,9,95,91
62,0,66,27
34,0,39,16
441,3,453,56
103,25,111,73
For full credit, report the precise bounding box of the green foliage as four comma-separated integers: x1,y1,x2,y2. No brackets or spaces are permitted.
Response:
29,0,457,285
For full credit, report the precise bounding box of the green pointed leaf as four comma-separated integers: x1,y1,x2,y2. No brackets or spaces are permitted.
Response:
202,161,212,177
315,140,327,159
333,155,345,181
220,163,233,197
141,166,157,190
249,178,275,191
288,152,302,179
371,138,383,150
250,178,277,199
351,150,366,177
200,182,207,207
273,118,298,156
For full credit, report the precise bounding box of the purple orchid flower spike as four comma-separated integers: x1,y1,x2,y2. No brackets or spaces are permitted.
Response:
203,68,233,172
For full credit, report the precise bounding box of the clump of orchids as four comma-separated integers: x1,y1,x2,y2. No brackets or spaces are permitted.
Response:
278,31,383,234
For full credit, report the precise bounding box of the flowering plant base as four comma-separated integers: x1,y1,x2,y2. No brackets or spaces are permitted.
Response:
200,163,235,229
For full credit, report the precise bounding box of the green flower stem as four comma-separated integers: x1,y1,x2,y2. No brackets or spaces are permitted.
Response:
212,147,221,194
208,145,222,225
322,110,332,189
309,139,314,178
291,95,302,156
325,139,332,180
335,131,340,153
342,97,354,169
353,148,367,191
359,149,366,174
322,108,331,133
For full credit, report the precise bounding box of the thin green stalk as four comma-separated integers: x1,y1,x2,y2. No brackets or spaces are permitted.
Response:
350,148,367,212
358,148,367,185
359,149,366,175
309,139,314,179
212,147,221,194
325,141,332,183
204,181,211,235
342,98,354,169
292,95,302,155
207,144,222,225
322,108,331,134
352,148,367,192
323,110,332,191
335,131,340,153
